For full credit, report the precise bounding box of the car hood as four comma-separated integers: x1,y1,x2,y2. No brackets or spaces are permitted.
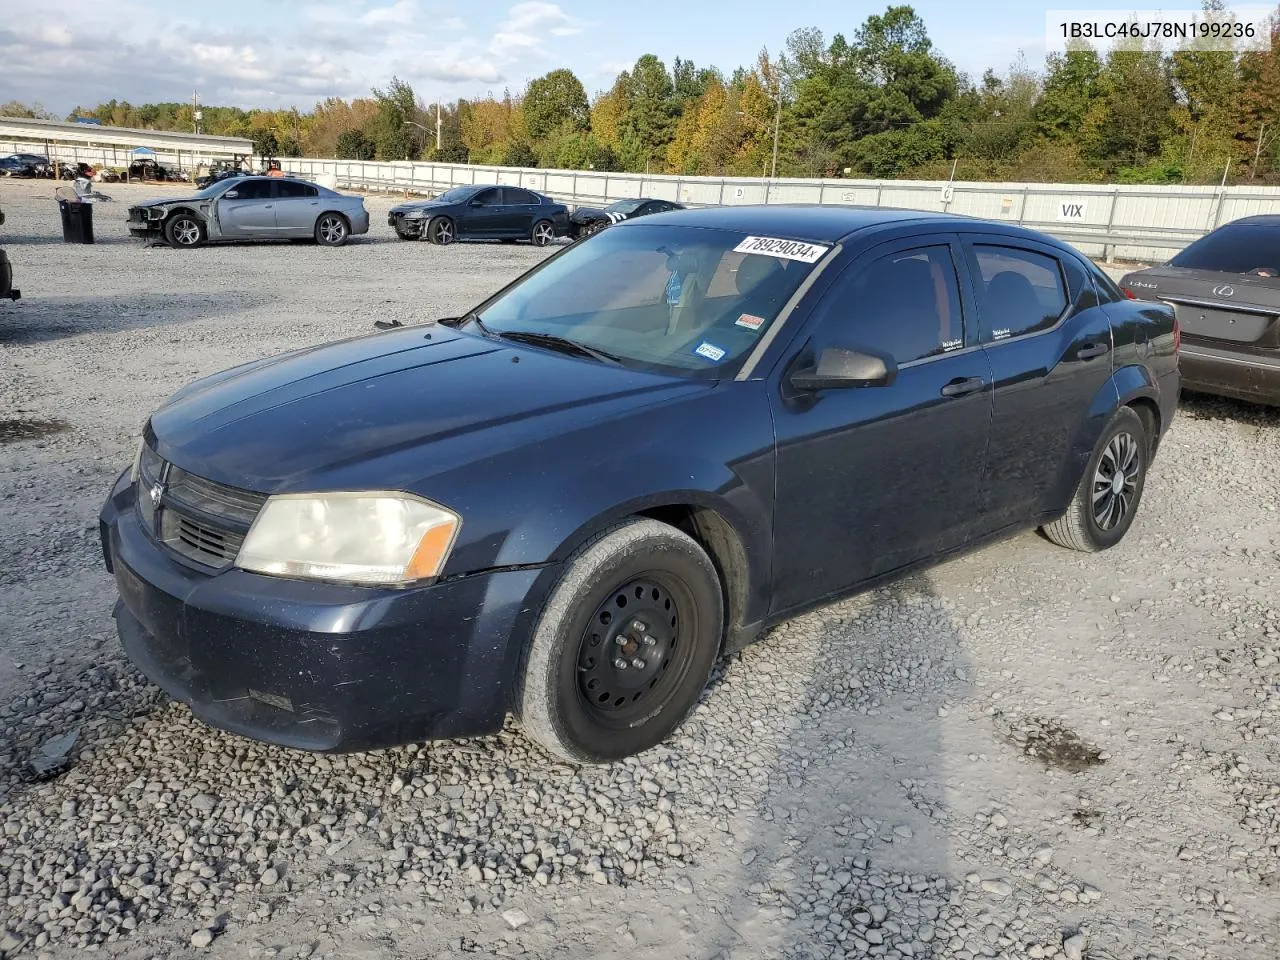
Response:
390,197,454,215
1121,264,1280,308
133,195,206,208
571,206,606,221
149,325,704,492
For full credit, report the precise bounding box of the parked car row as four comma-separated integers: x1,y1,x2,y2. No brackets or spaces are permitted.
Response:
123,175,681,250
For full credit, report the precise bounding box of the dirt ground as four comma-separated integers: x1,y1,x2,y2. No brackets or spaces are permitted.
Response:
1,178,1279,960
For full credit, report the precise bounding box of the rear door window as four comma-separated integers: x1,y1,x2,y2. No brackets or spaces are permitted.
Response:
506,188,539,205
969,245,1069,341
472,188,501,206
275,181,316,198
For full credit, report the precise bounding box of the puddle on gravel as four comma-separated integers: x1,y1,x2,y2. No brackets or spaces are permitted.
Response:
1019,717,1105,773
0,418,70,444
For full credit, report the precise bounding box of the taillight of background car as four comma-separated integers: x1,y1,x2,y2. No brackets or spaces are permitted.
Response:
1122,287,1136,299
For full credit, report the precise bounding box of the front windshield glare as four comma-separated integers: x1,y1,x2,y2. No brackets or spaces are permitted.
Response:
606,199,644,215
473,224,828,376
435,187,473,203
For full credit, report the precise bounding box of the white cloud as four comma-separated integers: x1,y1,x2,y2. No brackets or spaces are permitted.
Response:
0,0,589,113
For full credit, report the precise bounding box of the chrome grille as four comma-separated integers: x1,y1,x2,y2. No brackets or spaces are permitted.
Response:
136,444,266,570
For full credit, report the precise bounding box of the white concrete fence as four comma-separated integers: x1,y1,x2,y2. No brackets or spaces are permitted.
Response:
8,137,1280,261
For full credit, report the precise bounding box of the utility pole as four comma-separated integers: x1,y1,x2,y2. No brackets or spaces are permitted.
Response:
192,90,199,134
436,100,442,152
1253,122,1266,180
769,89,782,179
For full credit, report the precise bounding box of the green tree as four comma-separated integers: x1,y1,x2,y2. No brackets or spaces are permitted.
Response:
621,54,677,170
252,131,278,157
335,129,376,160
1082,44,1176,167
523,68,589,142
0,100,56,119
368,76,420,160
1036,48,1102,138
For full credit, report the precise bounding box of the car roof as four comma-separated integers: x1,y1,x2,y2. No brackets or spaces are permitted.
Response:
1219,215,1280,228
629,203,1079,248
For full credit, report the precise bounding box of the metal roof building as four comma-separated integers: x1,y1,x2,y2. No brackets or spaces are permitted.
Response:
0,116,254,166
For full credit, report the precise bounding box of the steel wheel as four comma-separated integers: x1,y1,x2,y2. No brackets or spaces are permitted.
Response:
315,214,349,247
532,220,555,246
516,518,723,763
1092,431,1140,531
576,577,688,724
430,218,454,245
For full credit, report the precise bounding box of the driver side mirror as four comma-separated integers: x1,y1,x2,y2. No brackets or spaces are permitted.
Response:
789,347,896,391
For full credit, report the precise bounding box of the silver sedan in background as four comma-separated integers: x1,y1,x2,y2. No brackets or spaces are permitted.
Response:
127,176,370,248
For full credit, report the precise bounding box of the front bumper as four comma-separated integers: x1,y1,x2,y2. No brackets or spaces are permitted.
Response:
388,212,425,237
1180,342,1280,406
127,210,164,239
100,470,547,752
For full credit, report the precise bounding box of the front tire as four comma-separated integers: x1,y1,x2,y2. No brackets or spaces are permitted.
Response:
428,217,455,245
1041,406,1148,552
164,213,206,249
315,213,350,247
516,519,724,764
531,219,555,247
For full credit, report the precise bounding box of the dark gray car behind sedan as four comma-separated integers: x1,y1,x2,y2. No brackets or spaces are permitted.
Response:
1120,216,1280,405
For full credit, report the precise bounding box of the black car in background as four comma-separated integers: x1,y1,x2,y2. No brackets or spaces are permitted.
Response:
388,184,570,245
100,206,1178,763
1120,216,1280,405
0,153,51,177
569,197,686,239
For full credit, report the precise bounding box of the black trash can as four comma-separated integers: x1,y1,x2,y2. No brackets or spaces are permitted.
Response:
58,199,95,244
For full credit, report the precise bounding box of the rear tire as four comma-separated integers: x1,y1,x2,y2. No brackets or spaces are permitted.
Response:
315,213,350,247
516,519,724,764
164,213,206,249
531,219,555,247
1041,406,1148,552
428,217,455,245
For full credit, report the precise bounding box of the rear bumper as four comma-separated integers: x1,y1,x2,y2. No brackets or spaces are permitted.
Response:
350,210,370,235
1180,343,1280,406
100,470,548,752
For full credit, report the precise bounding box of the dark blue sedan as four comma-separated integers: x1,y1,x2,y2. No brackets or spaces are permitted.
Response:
100,206,1179,762
388,184,570,245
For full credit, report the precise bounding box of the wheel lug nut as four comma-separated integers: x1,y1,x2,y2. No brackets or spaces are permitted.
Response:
642,635,656,646
631,620,647,632
614,658,628,670
614,635,627,646
631,658,645,670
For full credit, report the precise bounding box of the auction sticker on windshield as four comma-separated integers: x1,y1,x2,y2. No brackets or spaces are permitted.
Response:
733,236,831,263
735,313,766,331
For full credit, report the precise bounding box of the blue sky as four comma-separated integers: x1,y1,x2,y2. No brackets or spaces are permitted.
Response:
0,1,1177,114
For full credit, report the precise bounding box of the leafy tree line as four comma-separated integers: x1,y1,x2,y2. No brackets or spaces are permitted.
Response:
8,4,1280,184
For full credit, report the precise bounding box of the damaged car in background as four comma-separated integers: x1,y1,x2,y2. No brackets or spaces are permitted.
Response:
127,175,370,248
569,197,685,239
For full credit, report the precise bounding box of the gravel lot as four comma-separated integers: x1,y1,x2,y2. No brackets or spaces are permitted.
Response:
1,178,1279,960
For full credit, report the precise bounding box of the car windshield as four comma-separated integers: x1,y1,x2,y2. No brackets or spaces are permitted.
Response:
194,181,230,198
466,224,830,377
606,199,644,215
434,187,476,203
1169,223,1280,274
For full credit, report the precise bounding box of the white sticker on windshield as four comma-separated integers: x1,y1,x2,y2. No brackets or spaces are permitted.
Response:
733,235,831,263
694,341,727,362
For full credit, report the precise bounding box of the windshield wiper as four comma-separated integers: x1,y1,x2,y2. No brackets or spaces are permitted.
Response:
493,330,623,365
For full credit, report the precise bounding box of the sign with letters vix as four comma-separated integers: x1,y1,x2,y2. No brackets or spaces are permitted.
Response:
1056,200,1087,222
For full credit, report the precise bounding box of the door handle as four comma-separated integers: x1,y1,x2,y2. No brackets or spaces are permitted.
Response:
941,376,985,398
1076,341,1110,360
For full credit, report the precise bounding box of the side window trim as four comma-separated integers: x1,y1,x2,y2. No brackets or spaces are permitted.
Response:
960,236,1075,346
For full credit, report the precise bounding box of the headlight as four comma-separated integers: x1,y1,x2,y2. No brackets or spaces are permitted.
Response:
403,210,425,220
236,492,460,585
